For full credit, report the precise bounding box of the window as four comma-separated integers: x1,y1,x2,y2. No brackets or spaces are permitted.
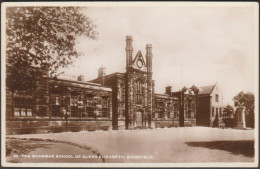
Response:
86,95,94,118
101,97,108,108
120,83,125,103
101,108,108,118
21,108,26,116
51,94,60,105
71,95,79,117
185,99,194,119
212,107,215,117
27,109,32,116
219,108,222,117
51,94,60,117
86,95,94,107
216,108,218,117
167,103,171,118
87,107,94,117
134,81,143,104
157,101,164,118
14,108,20,117
174,104,178,118
79,106,86,118
215,94,219,102
13,91,33,117
188,100,192,110
52,105,60,117
187,110,191,118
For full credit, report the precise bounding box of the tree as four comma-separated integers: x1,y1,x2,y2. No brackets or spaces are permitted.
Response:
6,7,97,93
222,105,235,127
233,91,255,128
213,111,219,127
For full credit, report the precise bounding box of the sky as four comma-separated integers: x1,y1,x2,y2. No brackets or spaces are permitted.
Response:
59,3,258,106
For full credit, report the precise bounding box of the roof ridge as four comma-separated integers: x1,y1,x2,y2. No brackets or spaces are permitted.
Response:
198,84,216,95
199,84,215,88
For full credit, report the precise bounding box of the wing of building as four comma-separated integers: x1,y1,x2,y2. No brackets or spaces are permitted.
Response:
197,83,224,127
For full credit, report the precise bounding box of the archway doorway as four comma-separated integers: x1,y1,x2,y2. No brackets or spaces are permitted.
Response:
136,110,143,127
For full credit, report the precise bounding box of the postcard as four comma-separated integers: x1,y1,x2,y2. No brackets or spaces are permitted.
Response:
1,1,259,168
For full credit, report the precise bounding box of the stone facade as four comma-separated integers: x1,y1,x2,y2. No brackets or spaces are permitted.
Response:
92,36,155,129
6,35,225,134
153,93,179,128
91,36,198,129
171,86,198,127
6,73,112,134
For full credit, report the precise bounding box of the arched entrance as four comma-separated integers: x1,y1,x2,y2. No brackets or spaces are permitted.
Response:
135,110,144,127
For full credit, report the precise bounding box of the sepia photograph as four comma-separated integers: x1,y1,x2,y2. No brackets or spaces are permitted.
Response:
1,1,259,168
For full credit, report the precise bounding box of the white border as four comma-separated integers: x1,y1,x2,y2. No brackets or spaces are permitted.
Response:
1,1,259,168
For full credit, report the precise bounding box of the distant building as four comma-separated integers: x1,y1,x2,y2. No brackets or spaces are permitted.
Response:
196,83,224,127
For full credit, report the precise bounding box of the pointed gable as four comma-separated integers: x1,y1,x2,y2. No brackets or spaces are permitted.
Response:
198,84,215,95
132,50,146,70
133,50,145,64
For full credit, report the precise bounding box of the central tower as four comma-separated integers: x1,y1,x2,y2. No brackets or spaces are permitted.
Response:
125,35,153,129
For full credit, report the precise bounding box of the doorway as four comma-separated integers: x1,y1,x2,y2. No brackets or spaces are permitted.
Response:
136,111,143,126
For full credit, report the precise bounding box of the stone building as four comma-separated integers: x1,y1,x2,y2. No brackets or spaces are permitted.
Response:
6,71,112,134
196,83,224,127
91,35,196,129
153,93,179,128
91,36,154,129
6,35,224,134
166,86,198,127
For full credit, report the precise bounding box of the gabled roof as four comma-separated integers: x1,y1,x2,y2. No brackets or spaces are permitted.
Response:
198,84,215,95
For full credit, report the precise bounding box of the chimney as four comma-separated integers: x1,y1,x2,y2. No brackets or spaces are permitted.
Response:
165,86,172,95
78,75,84,82
98,66,106,78
126,35,133,69
98,66,106,85
146,44,153,73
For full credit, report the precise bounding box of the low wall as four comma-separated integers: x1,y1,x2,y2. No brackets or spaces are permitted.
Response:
6,119,112,135
153,120,180,128
184,120,196,127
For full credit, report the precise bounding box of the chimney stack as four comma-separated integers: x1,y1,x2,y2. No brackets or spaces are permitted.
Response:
78,75,84,82
98,66,106,78
146,44,153,73
126,35,133,69
98,66,106,85
166,86,172,95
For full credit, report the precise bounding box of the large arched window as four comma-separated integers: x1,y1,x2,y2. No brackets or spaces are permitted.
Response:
134,80,144,104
